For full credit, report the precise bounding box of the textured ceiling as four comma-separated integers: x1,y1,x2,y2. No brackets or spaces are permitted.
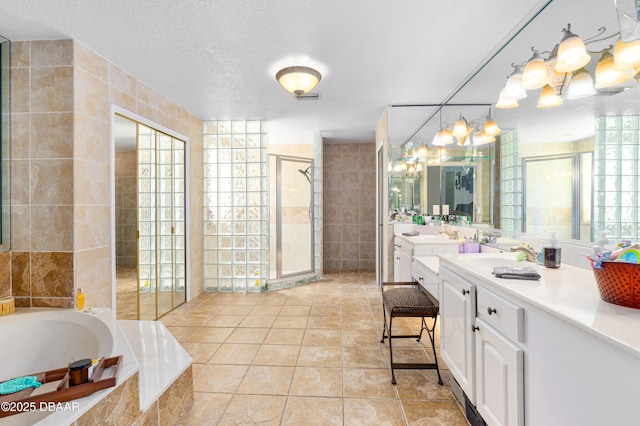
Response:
0,0,635,145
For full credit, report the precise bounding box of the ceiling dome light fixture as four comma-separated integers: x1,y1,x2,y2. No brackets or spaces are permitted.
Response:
595,49,630,88
275,66,322,97
555,24,591,73
521,48,549,90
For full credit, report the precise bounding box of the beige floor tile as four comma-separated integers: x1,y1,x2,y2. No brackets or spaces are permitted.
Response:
342,345,389,369
226,327,269,344
279,305,312,316
303,328,342,346
310,304,341,316
393,370,452,400
167,326,200,343
177,392,232,425
307,315,342,329
263,328,305,345
218,394,286,426
208,343,260,364
272,315,308,329
343,368,397,398
192,364,248,393
181,342,220,364
342,329,382,346
290,367,342,397
343,398,405,426
170,314,213,327
186,326,234,343
401,400,468,425
252,344,300,366
206,315,246,327
236,365,294,395
282,396,343,426
248,305,283,315
297,345,342,367
238,315,277,328
255,294,289,305
191,363,204,377
219,305,255,315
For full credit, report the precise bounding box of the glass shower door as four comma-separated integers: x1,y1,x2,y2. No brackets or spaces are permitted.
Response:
269,155,314,280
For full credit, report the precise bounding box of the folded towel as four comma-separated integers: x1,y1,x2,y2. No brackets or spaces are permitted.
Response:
402,231,420,237
0,376,42,395
492,266,541,280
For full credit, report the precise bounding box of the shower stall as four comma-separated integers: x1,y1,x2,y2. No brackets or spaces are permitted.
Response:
269,155,315,281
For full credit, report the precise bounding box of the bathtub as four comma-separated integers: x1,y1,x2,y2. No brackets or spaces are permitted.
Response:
0,309,138,425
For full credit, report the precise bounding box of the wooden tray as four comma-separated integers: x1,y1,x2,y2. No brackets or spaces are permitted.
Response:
0,355,122,418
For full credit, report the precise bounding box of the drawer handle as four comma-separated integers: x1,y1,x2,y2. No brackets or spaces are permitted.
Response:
396,257,400,261
461,289,470,296
419,276,423,281
487,307,497,315
471,325,479,332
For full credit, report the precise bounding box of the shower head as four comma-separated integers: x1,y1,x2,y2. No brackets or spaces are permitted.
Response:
298,167,312,184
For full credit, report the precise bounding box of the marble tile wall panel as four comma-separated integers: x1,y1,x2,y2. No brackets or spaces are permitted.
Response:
0,251,9,297
158,365,193,425
322,141,375,272
77,373,140,426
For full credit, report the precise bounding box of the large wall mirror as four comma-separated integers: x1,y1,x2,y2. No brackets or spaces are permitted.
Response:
1,34,10,251
389,0,640,244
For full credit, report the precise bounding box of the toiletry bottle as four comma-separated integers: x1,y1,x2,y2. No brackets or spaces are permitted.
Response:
77,288,85,311
544,232,561,268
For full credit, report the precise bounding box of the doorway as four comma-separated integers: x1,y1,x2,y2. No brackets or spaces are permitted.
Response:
114,114,187,320
269,155,314,281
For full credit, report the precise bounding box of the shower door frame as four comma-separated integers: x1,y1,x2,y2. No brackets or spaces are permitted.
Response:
270,154,315,281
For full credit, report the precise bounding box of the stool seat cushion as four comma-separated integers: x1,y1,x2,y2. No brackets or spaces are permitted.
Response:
382,287,438,317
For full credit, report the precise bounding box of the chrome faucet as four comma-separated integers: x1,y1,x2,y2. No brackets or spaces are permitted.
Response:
510,245,537,262
439,229,459,240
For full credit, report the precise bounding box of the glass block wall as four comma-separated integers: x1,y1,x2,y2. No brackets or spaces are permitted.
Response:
499,129,523,233
203,120,269,292
594,116,640,241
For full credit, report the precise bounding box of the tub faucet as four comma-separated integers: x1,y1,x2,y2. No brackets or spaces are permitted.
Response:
510,245,537,262
439,229,459,240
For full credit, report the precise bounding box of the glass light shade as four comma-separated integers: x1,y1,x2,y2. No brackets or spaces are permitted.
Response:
555,35,591,73
537,84,563,108
635,67,640,82
473,130,484,145
496,89,519,108
521,51,548,90
613,38,640,71
440,128,454,145
452,117,468,138
483,119,501,137
416,145,428,157
595,51,630,88
432,131,444,146
566,68,596,99
503,72,528,100
275,66,321,97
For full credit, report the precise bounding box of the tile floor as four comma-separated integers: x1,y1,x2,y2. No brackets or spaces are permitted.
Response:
159,271,467,425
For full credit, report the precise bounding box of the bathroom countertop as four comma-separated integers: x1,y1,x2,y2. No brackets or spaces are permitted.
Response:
119,319,192,412
439,253,640,360
413,256,440,275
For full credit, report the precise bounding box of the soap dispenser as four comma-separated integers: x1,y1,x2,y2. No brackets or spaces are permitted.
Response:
544,232,561,268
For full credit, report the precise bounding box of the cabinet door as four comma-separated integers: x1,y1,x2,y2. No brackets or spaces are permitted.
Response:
393,246,401,281
398,247,412,281
412,262,439,301
474,318,524,426
440,274,475,402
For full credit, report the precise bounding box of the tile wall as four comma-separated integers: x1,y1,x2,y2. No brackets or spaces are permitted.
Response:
7,39,204,308
323,141,376,272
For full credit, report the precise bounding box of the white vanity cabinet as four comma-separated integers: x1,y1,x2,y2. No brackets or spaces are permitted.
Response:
474,287,524,426
440,263,525,426
393,242,412,282
411,259,439,300
439,265,477,403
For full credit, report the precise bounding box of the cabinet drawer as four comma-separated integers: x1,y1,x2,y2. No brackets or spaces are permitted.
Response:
477,287,524,343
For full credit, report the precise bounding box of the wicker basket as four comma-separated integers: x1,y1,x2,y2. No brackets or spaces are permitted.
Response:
592,262,640,309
